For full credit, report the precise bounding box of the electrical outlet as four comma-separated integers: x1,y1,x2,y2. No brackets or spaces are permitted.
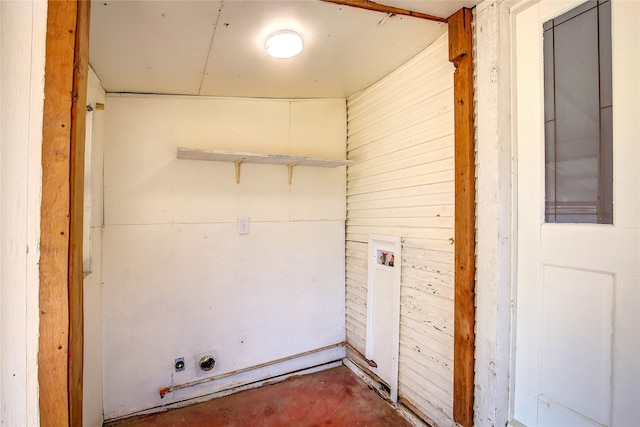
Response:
174,357,185,372
238,217,250,235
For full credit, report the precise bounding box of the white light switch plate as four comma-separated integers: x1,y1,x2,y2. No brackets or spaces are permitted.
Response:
238,217,250,235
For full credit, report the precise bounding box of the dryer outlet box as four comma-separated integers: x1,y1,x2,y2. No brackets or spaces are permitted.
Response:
194,349,219,377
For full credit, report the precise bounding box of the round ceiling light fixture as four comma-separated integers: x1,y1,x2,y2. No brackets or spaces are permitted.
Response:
265,30,303,59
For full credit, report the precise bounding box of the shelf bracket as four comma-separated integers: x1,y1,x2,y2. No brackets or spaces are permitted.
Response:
234,159,243,184
287,162,298,185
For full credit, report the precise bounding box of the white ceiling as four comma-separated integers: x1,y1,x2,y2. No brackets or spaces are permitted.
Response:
89,0,478,99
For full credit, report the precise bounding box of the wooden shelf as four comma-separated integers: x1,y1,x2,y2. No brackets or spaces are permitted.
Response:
177,147,351,184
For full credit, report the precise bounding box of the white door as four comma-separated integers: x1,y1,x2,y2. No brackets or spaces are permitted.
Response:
513,1,639,426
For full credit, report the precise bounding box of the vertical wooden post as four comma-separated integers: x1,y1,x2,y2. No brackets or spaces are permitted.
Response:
448,8,476,427
39,2,77,424
39,1,90,426
69,1,91,425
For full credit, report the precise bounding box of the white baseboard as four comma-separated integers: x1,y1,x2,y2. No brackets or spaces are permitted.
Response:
104,347,344,427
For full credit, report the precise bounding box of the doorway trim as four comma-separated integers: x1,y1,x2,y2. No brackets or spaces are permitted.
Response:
466,2,521,426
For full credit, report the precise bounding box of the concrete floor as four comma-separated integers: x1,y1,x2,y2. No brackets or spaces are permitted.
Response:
115,365,412,427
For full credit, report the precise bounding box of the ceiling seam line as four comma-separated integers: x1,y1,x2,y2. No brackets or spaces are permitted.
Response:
198,0,225,96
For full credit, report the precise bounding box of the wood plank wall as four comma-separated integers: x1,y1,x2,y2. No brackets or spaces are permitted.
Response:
345,34,456,425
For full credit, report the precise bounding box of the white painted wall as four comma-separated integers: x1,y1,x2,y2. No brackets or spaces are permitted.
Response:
0,1,47,425
345,33,456,426
101,95,347,420
83,68,107,427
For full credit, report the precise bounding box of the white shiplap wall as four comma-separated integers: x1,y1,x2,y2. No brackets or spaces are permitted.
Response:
0,2,47,426
345,33,456,426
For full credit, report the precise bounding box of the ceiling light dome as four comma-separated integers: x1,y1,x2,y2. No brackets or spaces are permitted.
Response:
265,30,303,59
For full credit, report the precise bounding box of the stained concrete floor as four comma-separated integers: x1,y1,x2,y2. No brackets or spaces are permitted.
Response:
116,365,412,427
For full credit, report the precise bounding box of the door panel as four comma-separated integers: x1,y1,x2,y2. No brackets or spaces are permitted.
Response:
537,397,602,427
612,274,640,426
540,266,612,425
541,226,639,276
513,1,640,426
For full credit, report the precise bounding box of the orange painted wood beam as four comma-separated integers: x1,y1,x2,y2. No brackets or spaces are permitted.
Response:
448,8,476,427
320,0,447,23
39,1,78,424
69,0,91,425
39,0,90,425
